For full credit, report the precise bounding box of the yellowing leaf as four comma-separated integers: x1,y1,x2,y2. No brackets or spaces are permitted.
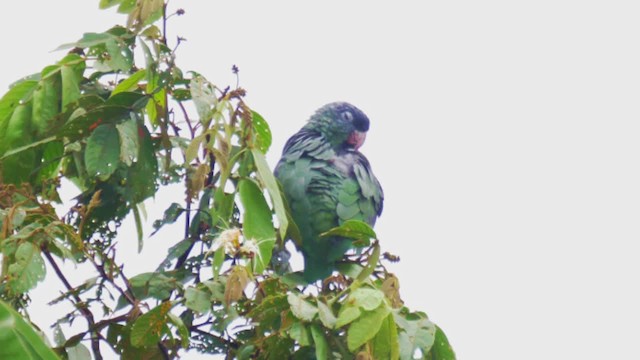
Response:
224,265,250,305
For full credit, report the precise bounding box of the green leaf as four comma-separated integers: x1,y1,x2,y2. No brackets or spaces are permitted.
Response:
287,293,318,322
320,219,377,243
117,0,137,13
104,39,133,72
373,313,400,360
349,287,385,311
116,114,139,166
347,303,391,352
246,292,288,332
126,272,180,303
7,242,46,294
156,239,192,271
0,136,56,161
288,321,311,346
238,179,276,273
151,203,184,236
125,124,158,203
105,91,148,109
317,301,337,329
251,149,288,240
56,32,114,50
167,312,190,349
426,325,456,360
99,0,123,10
189,75,216,123
36,140,64,182
58,105,130,140
0,79,38,128
251,111,271,153
132,204,144,253
112,69,146,95
185,287,211,314
60,55,84,110
66,343,91,360
1,103,37,184
32,72,61,137
211,248,225,280
130,301,172,348
0,300,60,360
335,306,361,328
84,124,120,181
310,324,329,360
394,309,437,360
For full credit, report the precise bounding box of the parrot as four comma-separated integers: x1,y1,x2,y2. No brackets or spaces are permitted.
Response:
274,102,383,282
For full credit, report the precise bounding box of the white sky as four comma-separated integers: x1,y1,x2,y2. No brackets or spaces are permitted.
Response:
2,1,640,359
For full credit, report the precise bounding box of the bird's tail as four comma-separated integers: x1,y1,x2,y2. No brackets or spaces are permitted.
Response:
302,255,334,283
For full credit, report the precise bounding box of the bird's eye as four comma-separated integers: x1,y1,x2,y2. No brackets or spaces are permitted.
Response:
341,111,353,121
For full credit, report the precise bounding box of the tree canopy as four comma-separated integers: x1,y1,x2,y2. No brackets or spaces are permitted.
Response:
0,1,455,359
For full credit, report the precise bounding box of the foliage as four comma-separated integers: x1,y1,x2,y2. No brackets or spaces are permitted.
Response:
0,1,455,359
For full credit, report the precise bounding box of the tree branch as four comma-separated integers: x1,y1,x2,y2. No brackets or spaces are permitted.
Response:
43,249,103,360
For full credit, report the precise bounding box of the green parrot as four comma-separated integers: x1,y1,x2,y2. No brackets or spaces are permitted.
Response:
275,102,383,282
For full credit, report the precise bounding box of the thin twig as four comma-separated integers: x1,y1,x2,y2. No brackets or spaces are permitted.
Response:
43,249,103,360
62,313,129,348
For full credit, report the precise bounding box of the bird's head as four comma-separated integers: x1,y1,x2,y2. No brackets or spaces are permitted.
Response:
306,102,370,151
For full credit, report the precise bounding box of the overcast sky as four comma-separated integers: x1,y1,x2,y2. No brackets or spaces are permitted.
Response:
2,1,640,359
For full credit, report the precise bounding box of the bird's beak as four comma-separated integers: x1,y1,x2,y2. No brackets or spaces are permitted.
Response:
347,130,367,150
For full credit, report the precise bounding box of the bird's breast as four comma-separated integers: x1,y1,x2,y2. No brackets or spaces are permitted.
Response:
329,152,359,176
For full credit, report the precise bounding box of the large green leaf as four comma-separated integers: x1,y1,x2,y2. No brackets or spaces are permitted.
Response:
394,309,438,360
32,70,61,137
320,219,377,244
0,300,60,360
287,293,318,322
310,324,329,360
0,79,38,132
84,124,120,181
1,103,36,184
59,54,84,110
7,242,46,294
112,69,146,95
347,303,391,352
349,287,386,311
373,313,400,360
251,149,288,240
103,39,134,72
238,179,276,273
426,326,456,360
130,301,172,348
